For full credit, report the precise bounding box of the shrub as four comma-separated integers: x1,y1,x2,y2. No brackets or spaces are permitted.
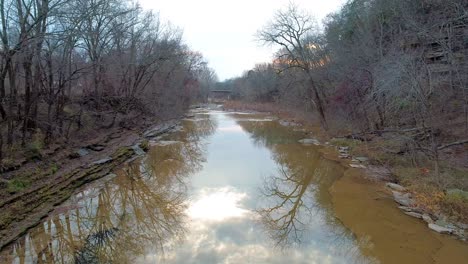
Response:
7,179,31,193
140,140,150,152
446,189,468,201
330,138,361,150
412,185,444,214
49,163,59,175
441,192,468,223
25,133,44,160
0,158,17,171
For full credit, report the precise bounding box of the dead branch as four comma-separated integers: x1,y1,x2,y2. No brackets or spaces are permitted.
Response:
438,139,468,150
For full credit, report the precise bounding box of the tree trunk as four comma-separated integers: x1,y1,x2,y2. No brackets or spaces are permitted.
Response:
0,129,3,161
45,101,52,145
7,62,16,146
22,57,33,146
308,75,328,130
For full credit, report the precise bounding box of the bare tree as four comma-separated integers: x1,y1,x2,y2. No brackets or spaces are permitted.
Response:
258,3,328,129
0,0,215,166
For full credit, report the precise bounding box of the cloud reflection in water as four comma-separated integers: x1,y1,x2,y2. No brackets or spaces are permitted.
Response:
188,187,251,221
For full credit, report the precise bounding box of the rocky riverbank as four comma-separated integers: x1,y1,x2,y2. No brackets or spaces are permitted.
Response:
300,126,467,241
224,103,468,242
0,115,186,250
386,182,467,240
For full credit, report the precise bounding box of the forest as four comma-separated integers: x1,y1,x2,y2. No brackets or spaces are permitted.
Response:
0,0,216,166
222,0,468,222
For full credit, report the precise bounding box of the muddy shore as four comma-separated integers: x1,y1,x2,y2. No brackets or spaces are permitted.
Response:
223,104,468,243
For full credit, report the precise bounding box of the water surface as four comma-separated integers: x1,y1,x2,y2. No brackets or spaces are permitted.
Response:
1,110,467,263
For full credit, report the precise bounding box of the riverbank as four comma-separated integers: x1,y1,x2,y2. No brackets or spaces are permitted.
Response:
223,100,468,242
330,169,468,263
0,112,184,250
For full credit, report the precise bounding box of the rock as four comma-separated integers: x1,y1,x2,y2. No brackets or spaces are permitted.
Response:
339,154,350,159
386,182,406,192
279,120,288,126
350,163,366,168
428,223,453,234
298,138,320,145
78,148,90,156
435,219,448,226
131,144,146,156
279,120,300,127
88,144,105,151
455,222,468,230
143,121,178,138
355,157,369,162
453,229,466,239
422,214,434,224
398,206,413,212
69,148,89,159
92,157,113,165
171,125,184,132
392,191,414,207
405,212,423,219
339,146,349,151
105,173,117,179
435,219,455,229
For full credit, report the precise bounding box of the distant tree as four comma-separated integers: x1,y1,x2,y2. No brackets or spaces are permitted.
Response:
258,3,328,129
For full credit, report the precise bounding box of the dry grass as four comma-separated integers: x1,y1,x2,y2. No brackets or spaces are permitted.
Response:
442,191,468,223
389,162,468,223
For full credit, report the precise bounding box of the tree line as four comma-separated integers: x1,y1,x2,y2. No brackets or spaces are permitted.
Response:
221,0,468,176
0,0,216,162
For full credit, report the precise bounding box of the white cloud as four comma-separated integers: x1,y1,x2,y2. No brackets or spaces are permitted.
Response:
139,0,345,80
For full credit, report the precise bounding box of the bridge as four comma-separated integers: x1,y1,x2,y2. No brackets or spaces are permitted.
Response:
209,89,232,100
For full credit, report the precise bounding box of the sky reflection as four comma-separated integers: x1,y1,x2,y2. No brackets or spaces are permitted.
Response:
218,124,244,133
0,111,373,264
187,187,250,221
139,112,372,264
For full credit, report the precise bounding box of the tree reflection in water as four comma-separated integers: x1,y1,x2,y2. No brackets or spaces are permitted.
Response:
238,118,378,263
258,163,319,246
1,113,216,264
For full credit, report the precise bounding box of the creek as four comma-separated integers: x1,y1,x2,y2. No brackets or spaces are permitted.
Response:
1,110,467,263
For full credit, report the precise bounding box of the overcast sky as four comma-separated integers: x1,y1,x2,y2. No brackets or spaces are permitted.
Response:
140,0,345,80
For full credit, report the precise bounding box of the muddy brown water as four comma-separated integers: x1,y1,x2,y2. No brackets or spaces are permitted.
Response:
1,110,467,263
